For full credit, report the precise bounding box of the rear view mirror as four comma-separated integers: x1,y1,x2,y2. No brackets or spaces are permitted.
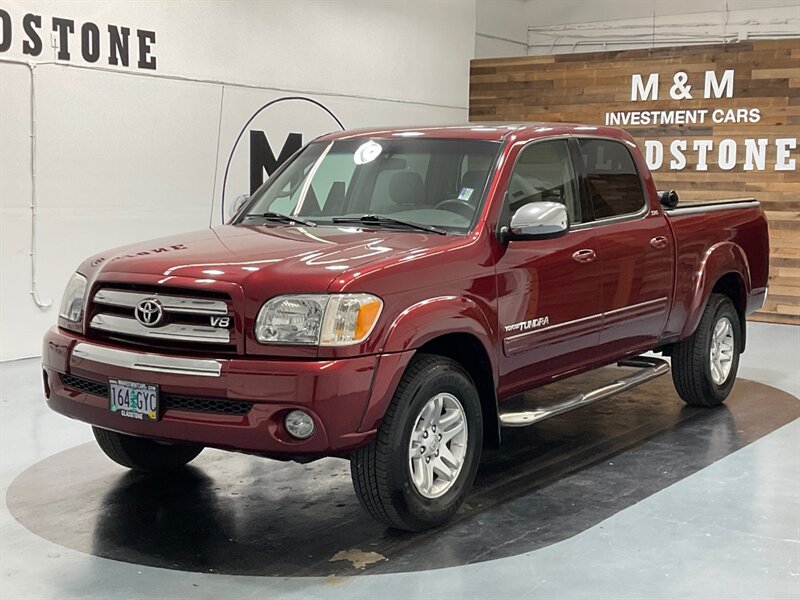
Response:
502,201,569,241
226,194,250,223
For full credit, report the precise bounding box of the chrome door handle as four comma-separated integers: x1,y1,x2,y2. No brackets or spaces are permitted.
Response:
650,236,669,249
572,249,596,263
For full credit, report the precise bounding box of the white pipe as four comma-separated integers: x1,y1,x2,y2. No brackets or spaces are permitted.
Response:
475,32,528,48
0,57,466,111
524,31,796,52
209,85,226,228
13,60,54,310
527,17,797,32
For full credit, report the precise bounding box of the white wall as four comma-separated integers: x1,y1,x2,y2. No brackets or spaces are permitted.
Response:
475,0,528,58
0,0,476,360
476,0,800,57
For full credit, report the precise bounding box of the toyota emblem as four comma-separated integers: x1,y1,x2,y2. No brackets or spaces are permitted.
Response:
134,298,164,327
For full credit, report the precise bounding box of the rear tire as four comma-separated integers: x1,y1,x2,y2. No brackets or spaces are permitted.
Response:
92,427,203,473
671,293,741,407
350,354,483,532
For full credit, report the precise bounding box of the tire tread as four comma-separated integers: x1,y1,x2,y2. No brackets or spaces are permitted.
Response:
350,354,475,530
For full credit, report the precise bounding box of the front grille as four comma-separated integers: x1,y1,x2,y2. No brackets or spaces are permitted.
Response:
62,374,107,397
87,285,238,355
160,395,251,415
60,374,252,416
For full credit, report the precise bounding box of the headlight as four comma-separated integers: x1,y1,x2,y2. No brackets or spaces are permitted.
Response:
59,273,88,331
254,293,383,346
319,294,383,346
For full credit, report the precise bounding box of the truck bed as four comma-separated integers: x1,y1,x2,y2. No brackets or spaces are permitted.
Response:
662,198,770,342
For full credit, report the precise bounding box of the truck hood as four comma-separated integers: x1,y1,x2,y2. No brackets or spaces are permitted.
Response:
81,224,457,291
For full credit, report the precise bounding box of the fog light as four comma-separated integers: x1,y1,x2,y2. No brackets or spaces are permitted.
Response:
285,410,315,439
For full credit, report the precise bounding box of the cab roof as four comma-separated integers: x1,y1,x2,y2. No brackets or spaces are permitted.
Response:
316,123,631,143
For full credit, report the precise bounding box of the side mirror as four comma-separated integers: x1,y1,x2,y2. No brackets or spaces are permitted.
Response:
658,189,679,209
226,194,250,223
501,201,569,241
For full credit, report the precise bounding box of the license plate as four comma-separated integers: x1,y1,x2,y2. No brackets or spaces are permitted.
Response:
109,379,159,421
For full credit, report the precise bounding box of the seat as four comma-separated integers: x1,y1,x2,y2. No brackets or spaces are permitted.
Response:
322,181,346,216
389,171,426,208
459,170,486,205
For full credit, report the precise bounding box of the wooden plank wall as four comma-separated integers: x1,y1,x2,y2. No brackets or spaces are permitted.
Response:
470,40,800,324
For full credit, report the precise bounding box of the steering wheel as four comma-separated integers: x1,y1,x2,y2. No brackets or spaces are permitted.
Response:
434,199,475,219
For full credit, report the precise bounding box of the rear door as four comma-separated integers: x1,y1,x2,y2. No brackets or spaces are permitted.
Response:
575,138,673,356
495,139,603,394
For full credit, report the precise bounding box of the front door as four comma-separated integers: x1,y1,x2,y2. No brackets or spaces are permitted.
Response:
494,139,603,397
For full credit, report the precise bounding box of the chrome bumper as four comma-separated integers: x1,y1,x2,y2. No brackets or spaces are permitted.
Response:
71,343,223,377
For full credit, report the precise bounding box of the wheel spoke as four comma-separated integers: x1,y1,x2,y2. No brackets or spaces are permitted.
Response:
410,456,426,491
409,438,422,461
439,408,460,429
441,419,465,443
431,395,444,427
432,457,454,481
439,443,459,468
418,401,437,428
423,458,435,492
711,359,721,382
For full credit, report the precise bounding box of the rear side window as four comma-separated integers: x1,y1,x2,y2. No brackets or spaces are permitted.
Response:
578,139,645,220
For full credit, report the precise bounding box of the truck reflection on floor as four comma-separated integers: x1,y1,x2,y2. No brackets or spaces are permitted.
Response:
91,468,234,572
8,374,797,577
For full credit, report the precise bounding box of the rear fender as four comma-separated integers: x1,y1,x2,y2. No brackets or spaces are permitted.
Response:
681,242,750,340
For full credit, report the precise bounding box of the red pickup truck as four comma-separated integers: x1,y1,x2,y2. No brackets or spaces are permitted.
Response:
42,123,769,531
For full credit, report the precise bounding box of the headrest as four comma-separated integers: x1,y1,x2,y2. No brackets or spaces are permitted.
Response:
461,170,485,193
389,171,425,206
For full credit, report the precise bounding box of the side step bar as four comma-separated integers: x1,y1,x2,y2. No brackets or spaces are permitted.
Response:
499,356,671,428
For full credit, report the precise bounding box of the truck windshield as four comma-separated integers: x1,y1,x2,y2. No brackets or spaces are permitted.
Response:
238,138,500,233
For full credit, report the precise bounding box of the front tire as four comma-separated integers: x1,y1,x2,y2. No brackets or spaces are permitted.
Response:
671,293,741,407
93,427,203,473
350,354,483,531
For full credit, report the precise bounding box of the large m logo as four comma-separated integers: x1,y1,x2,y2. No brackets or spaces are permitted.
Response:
249,131,303,194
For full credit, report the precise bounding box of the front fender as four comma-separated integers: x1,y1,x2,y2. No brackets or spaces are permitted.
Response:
382,295,497,356
357,296,498,433
680,242,750,339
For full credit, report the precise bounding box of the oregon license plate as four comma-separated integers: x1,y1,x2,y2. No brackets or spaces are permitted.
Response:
109,379,159,421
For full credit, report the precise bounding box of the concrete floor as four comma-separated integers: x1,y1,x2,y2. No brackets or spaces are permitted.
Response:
1,322,798,599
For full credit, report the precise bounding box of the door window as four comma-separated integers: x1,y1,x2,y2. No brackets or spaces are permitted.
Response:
506,140,581,224
578,139,646,220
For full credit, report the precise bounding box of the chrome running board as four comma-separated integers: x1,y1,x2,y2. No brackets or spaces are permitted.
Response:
499,356,671,427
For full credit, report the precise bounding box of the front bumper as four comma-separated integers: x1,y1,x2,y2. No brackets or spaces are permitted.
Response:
42,327,413,456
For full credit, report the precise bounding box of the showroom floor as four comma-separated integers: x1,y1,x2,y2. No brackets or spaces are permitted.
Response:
1,322,798,600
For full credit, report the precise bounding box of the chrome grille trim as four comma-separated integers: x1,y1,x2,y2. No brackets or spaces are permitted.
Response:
93,289,228,315
72,343,223,377
90,314,230,343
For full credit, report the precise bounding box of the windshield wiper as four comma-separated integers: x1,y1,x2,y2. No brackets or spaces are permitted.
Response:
245,211,317,227
332,214,446,235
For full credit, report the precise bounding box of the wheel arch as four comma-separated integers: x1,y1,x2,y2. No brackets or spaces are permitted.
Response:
362,296,501,449
416,333,500,450
710,272,748,351
681,242,751,350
